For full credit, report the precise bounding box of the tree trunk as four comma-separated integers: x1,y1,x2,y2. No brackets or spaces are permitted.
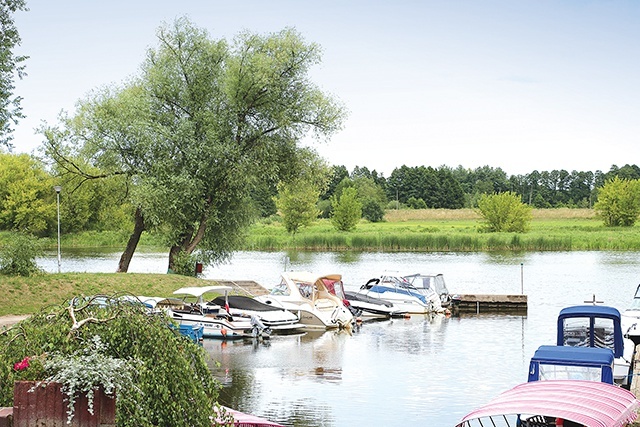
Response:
167,218,208,272
117,207,146,273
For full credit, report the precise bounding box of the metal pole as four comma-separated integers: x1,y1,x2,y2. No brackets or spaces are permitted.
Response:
520,263,524,294
54,186,61,273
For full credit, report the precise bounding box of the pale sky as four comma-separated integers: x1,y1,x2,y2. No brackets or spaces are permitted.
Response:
10,0,640,177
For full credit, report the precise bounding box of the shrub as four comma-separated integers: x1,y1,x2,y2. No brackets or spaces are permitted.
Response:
0,233,43,276
477,192,532,233
330,187,362,231
594,176,640,226
361,198,385,222
407,197,427,209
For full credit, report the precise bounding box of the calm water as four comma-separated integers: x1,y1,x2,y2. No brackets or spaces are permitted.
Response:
38,250,640,426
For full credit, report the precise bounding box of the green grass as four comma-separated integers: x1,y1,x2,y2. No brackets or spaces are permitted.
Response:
0,273,219,316
2,208,640,254
243,209,640,251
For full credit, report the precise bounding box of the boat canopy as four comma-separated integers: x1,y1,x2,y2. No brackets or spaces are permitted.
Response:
173,286,233,298
527,345,614,384
456,380,638,427
557,305,624,358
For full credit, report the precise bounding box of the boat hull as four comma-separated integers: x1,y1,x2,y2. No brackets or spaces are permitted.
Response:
170,311,253,340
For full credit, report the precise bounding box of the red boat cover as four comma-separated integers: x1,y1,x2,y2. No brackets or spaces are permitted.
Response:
217,406,284,427
456,380,638,427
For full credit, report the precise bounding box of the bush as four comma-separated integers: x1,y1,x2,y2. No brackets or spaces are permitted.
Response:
407,197,427,209
0,233,43,276
317,199,332,219
477,192,532,233
362,198,385,222
594,177,640,226
330,187,362,231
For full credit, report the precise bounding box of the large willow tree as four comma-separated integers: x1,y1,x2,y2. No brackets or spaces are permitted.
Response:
43,17,346,272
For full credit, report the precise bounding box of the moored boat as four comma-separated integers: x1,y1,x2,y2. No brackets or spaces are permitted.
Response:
255,272,354,330
161,286,270,340
621,283,640,345
455,380,639,427
207,294,303,334
556,304,635,387
353,272,446,314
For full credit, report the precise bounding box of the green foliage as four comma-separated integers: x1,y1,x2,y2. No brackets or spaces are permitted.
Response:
42,18,346,273
0,153,57,235
594,176,640,226
168,250,202,276
44,335,139,424
330,187,362,231
275,180,320,234
361,198,385,222
407,197,427,209
477,192,533,233
317,199,332,219
0,233,43,276
0,0,27,147
0,296,220,427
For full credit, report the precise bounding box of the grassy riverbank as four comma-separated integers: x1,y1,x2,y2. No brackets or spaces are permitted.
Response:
0,273,212,316
245,208,640,251
2,208,639,253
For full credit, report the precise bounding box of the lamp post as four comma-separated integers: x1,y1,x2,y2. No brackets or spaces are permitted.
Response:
54,186,62,273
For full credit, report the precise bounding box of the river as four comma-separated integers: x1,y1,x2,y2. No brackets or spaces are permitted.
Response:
38,250,640,426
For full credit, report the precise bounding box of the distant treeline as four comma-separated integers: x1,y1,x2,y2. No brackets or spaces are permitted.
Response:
2,147,639,239
314,163,639,213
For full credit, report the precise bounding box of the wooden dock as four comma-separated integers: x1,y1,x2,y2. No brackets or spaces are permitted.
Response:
450,294,528,315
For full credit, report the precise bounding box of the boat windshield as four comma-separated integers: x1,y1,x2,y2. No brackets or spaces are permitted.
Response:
629,286,640,309
404,274,445,297
538,364,603,382
295,281,314,299
270,279,291,296
562,317,615,352
323,278,346,299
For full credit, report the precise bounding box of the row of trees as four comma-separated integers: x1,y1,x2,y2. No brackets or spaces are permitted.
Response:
3,148,640,235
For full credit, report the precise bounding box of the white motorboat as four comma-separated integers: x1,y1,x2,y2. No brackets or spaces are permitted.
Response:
621,284,640,346
205,294,303,334
153,286,269,340
255,272,354,330
402,273,451,307
354,273,446,314
325,277,406,319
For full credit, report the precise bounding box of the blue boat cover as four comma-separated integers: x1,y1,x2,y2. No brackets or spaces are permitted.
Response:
528,345,614,383
556,305,623,358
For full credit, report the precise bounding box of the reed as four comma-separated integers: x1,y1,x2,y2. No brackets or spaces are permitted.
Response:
244,209,640,251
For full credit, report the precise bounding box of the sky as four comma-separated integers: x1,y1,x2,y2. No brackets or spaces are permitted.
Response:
9,0,640,177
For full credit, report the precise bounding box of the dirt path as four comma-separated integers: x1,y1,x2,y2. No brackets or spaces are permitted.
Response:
0,315,29,328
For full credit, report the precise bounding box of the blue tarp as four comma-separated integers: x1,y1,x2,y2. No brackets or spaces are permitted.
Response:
528,345,614,383
557,305,623,358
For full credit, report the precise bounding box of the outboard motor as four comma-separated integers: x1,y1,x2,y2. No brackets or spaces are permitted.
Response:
250,315,271,339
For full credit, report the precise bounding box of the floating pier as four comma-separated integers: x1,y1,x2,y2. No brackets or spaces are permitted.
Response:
450,294,528,315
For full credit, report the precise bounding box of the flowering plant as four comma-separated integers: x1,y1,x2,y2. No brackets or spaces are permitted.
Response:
10,353,45,382
13,357,29,371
